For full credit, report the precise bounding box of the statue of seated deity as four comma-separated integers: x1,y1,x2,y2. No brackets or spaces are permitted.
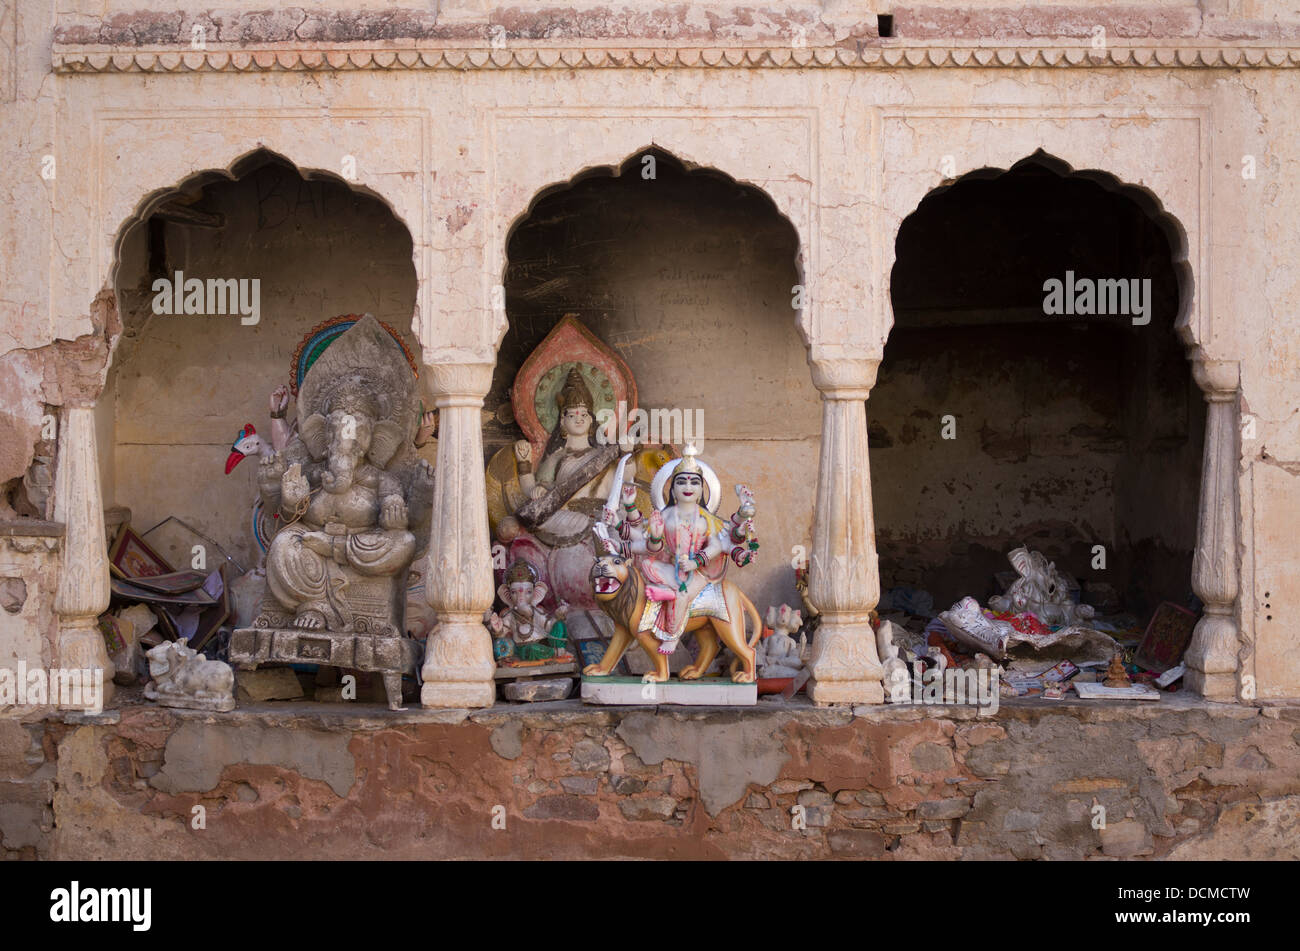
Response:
230,315,431,710
758,604,805,679
487,315,672,616
585,445,762,684
486,559,574,667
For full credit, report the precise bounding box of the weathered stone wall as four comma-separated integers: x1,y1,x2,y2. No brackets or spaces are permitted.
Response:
0,525,62,719
4,696,1296,860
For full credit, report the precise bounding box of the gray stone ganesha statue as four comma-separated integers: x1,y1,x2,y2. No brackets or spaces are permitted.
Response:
230,315,433,710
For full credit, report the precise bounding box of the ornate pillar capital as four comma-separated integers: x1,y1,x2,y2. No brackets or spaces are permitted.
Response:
424,360,494,406
1189,349,1240,402
809,355,880,399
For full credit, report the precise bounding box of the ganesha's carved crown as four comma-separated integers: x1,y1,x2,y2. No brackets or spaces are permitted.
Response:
298,314,416,439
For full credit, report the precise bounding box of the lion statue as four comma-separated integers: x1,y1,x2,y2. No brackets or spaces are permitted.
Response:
585,551,761,683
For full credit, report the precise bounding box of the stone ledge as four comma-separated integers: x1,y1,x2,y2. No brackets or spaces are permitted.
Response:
61,687,1280,733
25,686,1300,860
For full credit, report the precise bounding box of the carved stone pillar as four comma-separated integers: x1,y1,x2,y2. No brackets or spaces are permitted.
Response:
53,403,115,701
1184,353,1242,700
806,356,885,705
420,362,496,708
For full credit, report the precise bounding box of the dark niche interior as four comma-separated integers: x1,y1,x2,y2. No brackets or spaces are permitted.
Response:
876,154,1204,624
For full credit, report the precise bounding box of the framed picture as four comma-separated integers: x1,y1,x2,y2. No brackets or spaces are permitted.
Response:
110,578,215,607
108,525,174,579
189,565,230,652
126,570,208,596
1135,602,1198,674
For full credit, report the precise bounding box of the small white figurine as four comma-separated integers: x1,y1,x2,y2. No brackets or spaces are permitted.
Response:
940,596,1020,657
877,620,912,703
758,604,805,679
144,641,236,712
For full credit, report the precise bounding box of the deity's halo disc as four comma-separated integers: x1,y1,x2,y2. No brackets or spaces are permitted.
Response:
651,456,721,513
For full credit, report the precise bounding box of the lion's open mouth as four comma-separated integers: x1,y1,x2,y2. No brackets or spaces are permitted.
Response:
593,575,621,595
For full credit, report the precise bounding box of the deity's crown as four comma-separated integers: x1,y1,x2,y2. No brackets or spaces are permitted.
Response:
675,443,702,476
327,377,381,421
556,366,595,414
504,559,540,586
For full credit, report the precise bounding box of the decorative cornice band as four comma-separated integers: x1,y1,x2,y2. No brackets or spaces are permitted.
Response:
51,44,1300,74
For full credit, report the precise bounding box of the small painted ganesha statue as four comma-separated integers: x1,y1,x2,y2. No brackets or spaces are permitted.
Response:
486,559,574,667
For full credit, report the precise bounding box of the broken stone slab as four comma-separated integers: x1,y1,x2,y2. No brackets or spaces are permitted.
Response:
502,676,574,702
618,796,677,820
236,667,305,702
493,661,578,680
916,797,972,820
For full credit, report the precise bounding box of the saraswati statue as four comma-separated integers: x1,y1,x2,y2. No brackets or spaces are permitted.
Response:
486,315,673,617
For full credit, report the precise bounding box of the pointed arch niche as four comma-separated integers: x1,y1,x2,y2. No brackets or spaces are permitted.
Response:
492,147,816,605
879,152,1240,699
101,148,420,573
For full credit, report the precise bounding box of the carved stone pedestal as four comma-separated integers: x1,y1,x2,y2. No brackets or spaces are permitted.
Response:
580,675,757,706
230,627,421,710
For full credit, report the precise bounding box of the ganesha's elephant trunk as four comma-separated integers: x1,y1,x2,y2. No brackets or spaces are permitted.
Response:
320,453,357,494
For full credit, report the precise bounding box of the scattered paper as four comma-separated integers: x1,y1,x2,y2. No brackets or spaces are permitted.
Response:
1074,682,1160,701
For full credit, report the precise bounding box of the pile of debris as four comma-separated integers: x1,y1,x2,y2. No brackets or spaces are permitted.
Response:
876,547,1199,704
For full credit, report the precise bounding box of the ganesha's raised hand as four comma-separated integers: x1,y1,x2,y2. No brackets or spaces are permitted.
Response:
269,384,290,417
380,496,409,531
414,409,438,448
281,463,310,510
258,452,286,499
